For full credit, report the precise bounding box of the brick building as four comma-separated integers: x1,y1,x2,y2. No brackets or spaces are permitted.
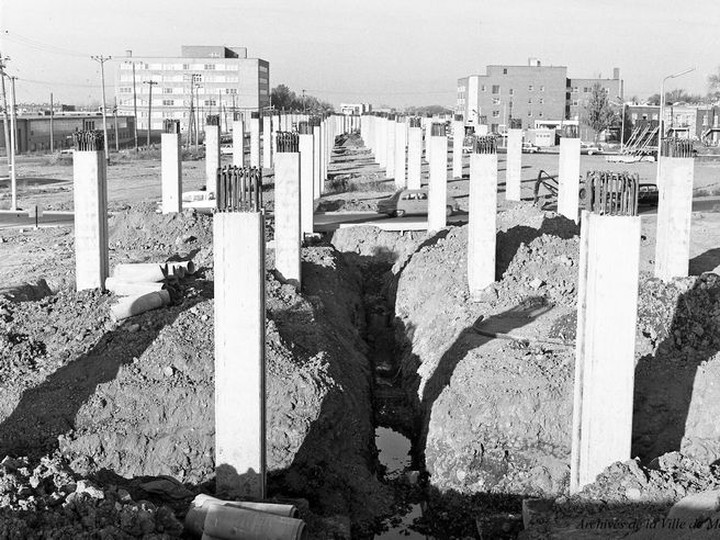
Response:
457,60,624,138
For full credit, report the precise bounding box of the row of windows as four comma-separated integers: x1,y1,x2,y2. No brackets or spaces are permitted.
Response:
491,110,545,118
491,98,545,105
120,62,241,71
118,86,241,95
119,74,242,84
486,85,547,94
570,86,610,93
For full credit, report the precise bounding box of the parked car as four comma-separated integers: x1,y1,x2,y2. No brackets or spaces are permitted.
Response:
220,144,233,155
637,183,659,206
580,142,602,155
156,190,216,214
377,188,459,218
522,142,540,153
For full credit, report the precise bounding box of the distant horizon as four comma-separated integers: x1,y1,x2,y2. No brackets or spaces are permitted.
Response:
2,0,719,108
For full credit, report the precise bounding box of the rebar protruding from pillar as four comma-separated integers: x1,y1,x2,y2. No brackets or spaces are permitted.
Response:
206,115,220,126
585,171,639,216
510,118,522,129
661,137,695,158
561,125,579,138
216,166,263,213
298,122,312,135
454,114,463,122
409,117,422,128
471,135,497,154
73,130,105,151
276,132,299,153
431,123,445,136
163,120,181,134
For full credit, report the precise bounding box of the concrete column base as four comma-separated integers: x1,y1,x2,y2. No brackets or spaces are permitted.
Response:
407,127,423,189
205,125,221,193
427,136,448,233
505,129,523,201
214,211,266,498
299,134,315,236
467,153,498,294
274,153,302,289
161,133,182,214
655,157,694,280
570,211,640,494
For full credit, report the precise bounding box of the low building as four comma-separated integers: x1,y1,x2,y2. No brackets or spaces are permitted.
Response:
340,103,371,115
0,113,135,154
115,45,269,138
625,104,720,144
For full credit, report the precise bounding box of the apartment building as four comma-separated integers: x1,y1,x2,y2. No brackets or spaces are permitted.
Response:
115,45,269,136
457,60,624,136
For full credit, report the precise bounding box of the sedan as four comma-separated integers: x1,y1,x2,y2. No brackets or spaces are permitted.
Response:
377,188,460,217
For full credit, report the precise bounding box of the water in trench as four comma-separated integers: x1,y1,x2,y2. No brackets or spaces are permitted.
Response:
374,427,428,540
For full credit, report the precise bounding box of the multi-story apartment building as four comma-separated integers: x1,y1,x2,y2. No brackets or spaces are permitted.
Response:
115,45,269,136
457,60,624,137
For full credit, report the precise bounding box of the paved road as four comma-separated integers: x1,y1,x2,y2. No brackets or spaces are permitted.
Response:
0,196,717,232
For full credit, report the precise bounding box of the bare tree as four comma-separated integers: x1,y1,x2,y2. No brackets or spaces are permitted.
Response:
708,67,720,102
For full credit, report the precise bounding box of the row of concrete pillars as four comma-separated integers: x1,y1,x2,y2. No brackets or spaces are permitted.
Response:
70,113,696,499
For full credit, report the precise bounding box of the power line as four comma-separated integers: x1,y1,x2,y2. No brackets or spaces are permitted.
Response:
14,77,102,88
1,30,88,58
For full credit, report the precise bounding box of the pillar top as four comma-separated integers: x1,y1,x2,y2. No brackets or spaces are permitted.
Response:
471,135,497,154
73,130,104,151
276,131,300,153
585,171,639,216
661,138,695,158
216,165,263,213
431,123,446,137
206,115,220,127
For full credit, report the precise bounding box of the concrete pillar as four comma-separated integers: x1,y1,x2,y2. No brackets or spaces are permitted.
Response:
452,120,464,179
505,129,523,201
467,151,498,295
214,211,266,498
161,132,182,214
655,156,694,280
558,137,582,221
73,136,109,291
299,132,314,237
427,127,448,233
262,116,272,169
394,120,407,190
377,118,387,170
424,120,432,165
313,126,321,199
570,210,640,494
232,120,245,167
318,120,326,192
476,124,489,136
205,124,220,192
386,118,396,179
250,116,260,168
325,116,333,181
407,126,423,189
274,148,302,289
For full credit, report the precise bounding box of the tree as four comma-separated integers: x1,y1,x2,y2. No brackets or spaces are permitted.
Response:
270,84,296,111
270,84,334,113
583,83,617,142
708,67,720,102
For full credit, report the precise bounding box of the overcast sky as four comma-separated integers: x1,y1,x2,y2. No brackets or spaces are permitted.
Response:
1,0,719,107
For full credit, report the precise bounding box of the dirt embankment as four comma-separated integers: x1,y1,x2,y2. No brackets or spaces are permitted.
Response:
0,208,390,537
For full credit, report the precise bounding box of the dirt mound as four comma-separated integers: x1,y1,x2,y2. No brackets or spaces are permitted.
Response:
0,454,183,538
0,243,389,535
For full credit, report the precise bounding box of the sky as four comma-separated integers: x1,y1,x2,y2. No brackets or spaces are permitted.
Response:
1,0,719,108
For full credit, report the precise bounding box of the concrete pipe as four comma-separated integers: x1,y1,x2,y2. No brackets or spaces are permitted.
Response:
110,290,171,321
193,494,298,518
112,261,196,283
185,504,306,540
105,277,165,297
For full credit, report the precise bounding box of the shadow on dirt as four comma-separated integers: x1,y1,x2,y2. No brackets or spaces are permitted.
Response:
689,248,720,275
632,273,720,461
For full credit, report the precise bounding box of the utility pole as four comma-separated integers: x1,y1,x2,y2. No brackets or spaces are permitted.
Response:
0,54,15,209
6,74,17,210
131,61,138,151
143,80,158,147
91,54,112,163
50,92,54,153
9,76,17,154
113,97,119,152
302,89,306,114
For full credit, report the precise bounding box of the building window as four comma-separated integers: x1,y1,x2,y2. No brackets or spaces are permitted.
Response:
540,86,545,92
572,100,579,106
528,85,534,91
162,87,173,94
539,98,544,104
509,88,514,95
225,88,237,94
503,68,508,74
83,120,96,130
527,111,532,117
492,85,500,94
204,64,216,70
492,110,500,118
528,98,532,104
492,98,501,105
572,86,578,92
182,63,190,70
481,85,486,92
491,123,499,132
204,100,217,106
120,87,132,93
539,112,543,118
162,100,174,106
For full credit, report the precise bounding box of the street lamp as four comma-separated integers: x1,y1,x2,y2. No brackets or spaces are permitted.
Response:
657,67,695,162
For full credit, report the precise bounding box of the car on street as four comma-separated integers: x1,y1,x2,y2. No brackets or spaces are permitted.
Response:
377,188,460,217
638,183,659,206
156,190,216,214
580,142,602,155
220,144,233,155
522,142,540,153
